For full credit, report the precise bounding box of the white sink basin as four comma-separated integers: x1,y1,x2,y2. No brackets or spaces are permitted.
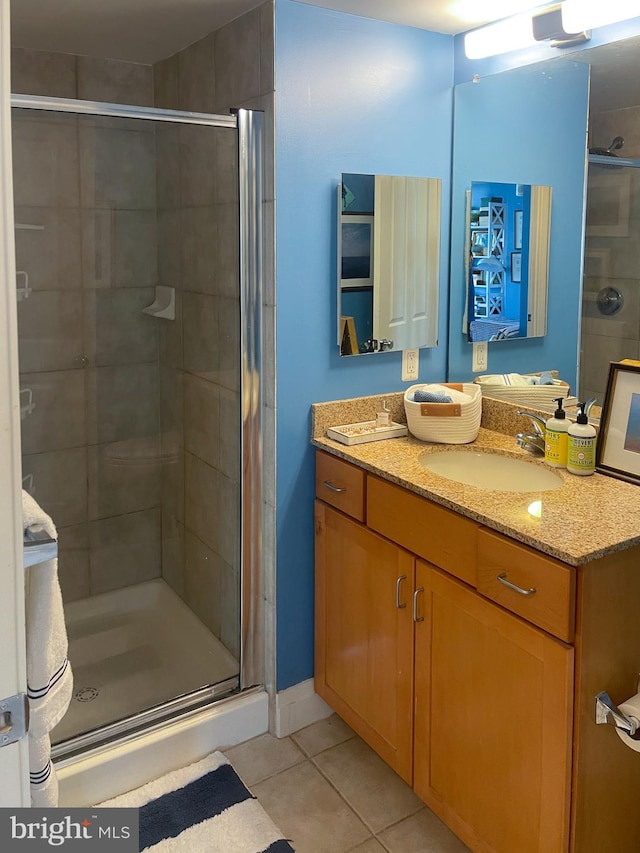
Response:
419,449,563,492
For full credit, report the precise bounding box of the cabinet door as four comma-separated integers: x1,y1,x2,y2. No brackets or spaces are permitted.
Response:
414,562,573,853
315,501,415,782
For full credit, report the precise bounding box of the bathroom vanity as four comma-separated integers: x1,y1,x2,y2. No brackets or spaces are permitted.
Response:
312,397,640,853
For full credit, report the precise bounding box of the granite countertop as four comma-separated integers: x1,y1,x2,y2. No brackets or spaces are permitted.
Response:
312,394,640,566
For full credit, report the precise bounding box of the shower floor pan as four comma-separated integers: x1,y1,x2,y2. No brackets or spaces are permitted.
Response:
52,578,239,753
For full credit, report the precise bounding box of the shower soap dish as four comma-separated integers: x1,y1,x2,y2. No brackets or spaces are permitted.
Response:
326,421,408,446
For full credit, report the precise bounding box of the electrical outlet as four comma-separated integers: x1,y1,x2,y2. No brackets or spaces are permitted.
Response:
402,349,419,382
472,342,488,373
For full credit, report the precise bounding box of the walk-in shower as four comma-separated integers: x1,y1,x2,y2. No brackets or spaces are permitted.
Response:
13,94,264,763
580,148,640,402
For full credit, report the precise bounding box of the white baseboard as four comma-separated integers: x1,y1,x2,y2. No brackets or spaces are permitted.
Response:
57,690,269,807
273,678,333,738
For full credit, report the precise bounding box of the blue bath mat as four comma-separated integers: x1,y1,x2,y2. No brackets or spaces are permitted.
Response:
98,752,295,852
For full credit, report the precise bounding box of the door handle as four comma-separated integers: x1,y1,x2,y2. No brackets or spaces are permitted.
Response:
413,587,425,622
395,575,407,609
497,572,536,597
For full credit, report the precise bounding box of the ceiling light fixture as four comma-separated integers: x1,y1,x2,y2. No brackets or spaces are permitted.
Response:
561,0,639,33
463,11,538,59
531,5,589,48
463,3,594,59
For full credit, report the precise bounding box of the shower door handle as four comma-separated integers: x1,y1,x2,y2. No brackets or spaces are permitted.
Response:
0,694,29,747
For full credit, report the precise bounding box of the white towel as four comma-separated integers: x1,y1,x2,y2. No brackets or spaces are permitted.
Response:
476,372,532,387
420,383,473,403
22,490,73,807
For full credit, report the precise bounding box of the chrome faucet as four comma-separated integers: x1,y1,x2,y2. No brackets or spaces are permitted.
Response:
516,411,546,456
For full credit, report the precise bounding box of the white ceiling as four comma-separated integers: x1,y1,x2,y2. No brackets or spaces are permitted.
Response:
10,0,539,64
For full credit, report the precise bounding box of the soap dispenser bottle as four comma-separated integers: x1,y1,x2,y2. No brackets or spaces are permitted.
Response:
545,397,568,468
376,399,392,429
567,402,597,476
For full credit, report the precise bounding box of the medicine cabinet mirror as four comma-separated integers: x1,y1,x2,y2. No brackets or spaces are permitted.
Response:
465,180,551,343
337,172,441,356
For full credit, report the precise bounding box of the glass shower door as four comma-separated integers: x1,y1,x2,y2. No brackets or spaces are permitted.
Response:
13,103,243,752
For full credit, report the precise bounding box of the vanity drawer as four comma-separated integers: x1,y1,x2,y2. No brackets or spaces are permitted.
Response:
477,529,575,642
367,475,478,585
316,451,365,522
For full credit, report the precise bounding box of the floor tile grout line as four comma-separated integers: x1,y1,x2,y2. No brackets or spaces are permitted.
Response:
290,730,357,761
307,752,381,841
231,729,427,851
307,751,425,840
248,753,376,853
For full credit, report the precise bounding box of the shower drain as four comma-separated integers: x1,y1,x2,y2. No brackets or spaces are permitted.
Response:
74,687,101,703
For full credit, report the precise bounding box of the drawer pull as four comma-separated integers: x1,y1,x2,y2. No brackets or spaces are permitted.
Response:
322,480,346,494
497,572,537,597
413,587,425,622
395,575,407,609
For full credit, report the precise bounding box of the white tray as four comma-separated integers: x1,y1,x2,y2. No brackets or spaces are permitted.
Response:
326,420,408,446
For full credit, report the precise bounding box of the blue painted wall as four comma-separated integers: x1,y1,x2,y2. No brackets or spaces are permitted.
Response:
447,59,590,389
274,0,454,690
273,4,640,693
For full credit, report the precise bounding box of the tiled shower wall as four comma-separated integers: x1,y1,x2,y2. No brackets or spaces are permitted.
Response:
11,0,276,665
153,1,275,659
581,108,640,402
12,53,162,603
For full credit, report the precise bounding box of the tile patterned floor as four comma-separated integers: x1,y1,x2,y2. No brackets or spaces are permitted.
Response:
225,715,470,853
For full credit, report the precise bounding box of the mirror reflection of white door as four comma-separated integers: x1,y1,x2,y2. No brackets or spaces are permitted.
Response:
373,174,441,350
0,0,31,806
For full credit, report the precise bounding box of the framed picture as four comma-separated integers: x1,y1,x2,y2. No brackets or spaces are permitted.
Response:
514,209,523,249
510,252,522,283
586,171,631,237
340,214,374,288
472,229,488,256
596,360,640,484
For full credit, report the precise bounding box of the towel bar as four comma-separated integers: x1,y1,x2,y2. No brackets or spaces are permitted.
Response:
23,529,58,568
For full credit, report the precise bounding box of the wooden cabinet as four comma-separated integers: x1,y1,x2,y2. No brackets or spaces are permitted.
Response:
315,451,365,521
314,449,640,852
314,501,414,781
414,562,573,853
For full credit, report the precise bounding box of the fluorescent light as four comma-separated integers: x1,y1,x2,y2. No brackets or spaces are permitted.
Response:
464,12,538,59
561,0,639,32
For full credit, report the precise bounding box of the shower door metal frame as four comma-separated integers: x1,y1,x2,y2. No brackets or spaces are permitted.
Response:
10,94,265,755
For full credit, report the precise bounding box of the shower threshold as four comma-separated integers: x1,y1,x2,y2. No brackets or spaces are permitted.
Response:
52,578,240,761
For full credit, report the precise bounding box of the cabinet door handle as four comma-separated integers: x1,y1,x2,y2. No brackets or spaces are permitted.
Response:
413,587,425,622
322,480,346,494
395,575,407,609
497,572,537,597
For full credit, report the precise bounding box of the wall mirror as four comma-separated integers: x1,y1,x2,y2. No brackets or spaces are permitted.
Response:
450,33,640,410
337,172,441,356
465,180,551,343
447,58,590,391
